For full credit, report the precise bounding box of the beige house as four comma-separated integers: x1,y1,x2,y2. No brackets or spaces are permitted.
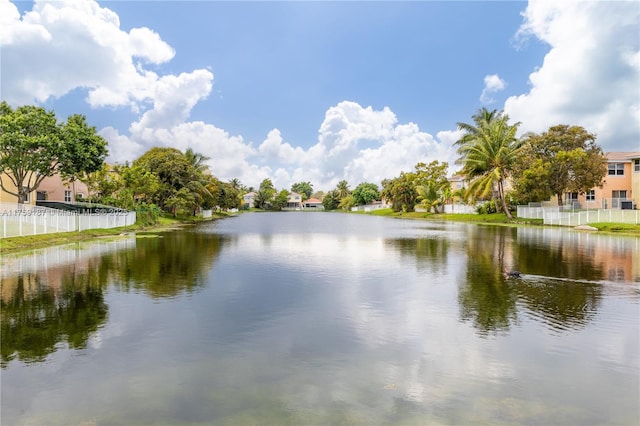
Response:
1,171,89,204
36,174,90,203
286,192,303,209
0,172,36,204
242,191,257,208
565,152,638,209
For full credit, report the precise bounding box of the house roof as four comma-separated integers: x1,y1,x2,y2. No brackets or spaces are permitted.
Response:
305,198,322,204
606,152,640,161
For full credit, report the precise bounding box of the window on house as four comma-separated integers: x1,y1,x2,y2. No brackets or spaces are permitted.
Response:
565,192,578,202
634,159,640,172
36,191,47,201
76,193,84,199
612,190,627,199
586,190,595,201
608,163,625,176
64,190,72,202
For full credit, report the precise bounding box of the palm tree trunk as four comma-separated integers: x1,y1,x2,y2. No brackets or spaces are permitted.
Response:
498,179,513,219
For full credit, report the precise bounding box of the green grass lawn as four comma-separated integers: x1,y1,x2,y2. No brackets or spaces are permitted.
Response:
0,212,233,255
368,208,543,225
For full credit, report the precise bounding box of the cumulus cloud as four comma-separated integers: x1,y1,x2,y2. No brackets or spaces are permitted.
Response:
0,0,184,109
504,1,640,151
480,74,506,104
266,101,457,190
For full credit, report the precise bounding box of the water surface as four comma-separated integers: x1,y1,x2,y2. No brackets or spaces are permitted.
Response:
1,212,638,425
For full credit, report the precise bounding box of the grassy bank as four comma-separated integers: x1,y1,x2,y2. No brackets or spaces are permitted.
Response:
0,213,230,255
364,208,640,235
367,208,543,225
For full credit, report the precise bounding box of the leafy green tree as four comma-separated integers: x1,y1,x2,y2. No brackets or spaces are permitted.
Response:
165,187,196,217
84,163,123,203
253,178,276,209
322,190,340,210
338,194,355,210
291,181,313,200
59,114,109,183
0,102,107,203
455,108,522,219
352,182,380,206
381,173,418,212
272,189,290,210
513,125,606,207
120,164,161,206
413,161,450,189
133,147,212,214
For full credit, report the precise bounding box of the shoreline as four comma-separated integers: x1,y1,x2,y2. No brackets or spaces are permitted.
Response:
0,214,228,256
1,210,638,256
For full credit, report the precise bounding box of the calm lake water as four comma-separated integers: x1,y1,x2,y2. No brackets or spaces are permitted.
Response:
1,212,639,425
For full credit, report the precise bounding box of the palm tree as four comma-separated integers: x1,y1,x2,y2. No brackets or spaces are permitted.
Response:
184,148,210,175
455,108,522,219
228,178,242,190
416,181,443,213
336,180,351,199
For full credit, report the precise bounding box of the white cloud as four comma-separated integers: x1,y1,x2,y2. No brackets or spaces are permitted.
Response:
0,0,182,109
480,74,506,104
258,129,306,165
504,1,640,151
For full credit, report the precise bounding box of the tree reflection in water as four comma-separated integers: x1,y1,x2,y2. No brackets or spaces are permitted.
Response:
1,230,222,366
457,226,604,336
1,271,108,365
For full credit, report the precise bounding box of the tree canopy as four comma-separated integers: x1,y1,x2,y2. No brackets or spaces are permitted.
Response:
0,102,108,203
352,182,380,206
291,181,313,200
513,125,606,207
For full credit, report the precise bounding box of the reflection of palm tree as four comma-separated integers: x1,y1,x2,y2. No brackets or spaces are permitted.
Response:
458,227,517,335
455,108,522,219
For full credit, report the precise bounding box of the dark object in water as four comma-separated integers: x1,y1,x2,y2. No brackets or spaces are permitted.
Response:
504,268,522,278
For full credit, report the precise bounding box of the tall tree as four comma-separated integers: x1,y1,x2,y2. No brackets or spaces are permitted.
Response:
352,182,380,206
513,125,606,207
455,108,522,219
335,180,351,200
322,190,340,210
381,173,418,212
0,102,107,203
254,178,276,209
291,181,313,200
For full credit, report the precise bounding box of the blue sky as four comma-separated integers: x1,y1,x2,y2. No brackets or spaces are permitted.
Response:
2,0,639,191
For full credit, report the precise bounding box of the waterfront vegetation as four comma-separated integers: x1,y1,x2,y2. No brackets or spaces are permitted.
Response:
3,208,638,256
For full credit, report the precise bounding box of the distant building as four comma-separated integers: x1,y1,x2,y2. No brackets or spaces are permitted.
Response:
243,191,257,208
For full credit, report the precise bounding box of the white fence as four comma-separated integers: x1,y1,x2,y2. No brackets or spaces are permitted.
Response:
1,202,136,238
517,205,640,226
